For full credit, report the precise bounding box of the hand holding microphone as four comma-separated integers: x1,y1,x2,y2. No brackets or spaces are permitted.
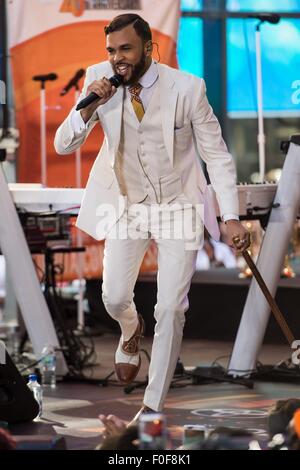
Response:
76,74,123,121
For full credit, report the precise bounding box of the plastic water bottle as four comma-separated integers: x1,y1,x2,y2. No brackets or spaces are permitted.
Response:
40,345,56,388
27,374,42,419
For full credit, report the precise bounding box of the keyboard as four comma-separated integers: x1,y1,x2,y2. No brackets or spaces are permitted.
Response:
8,184,84,214
9,182,284,218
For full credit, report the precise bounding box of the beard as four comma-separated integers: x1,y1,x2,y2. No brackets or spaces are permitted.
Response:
114,51,147,85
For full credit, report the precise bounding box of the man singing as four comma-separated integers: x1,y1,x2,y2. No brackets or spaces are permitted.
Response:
54,13,249,424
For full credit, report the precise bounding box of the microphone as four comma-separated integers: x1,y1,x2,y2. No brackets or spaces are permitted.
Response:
248,13,280,24
76,74,123,111
60,68,85,96
32,73,58,82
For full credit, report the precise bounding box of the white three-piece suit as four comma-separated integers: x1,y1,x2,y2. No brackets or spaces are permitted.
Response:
55,60,238,411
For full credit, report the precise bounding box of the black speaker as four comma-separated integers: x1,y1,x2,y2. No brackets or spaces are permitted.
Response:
0,348,39,424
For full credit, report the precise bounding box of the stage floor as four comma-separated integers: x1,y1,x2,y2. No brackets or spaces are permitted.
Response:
10,335,299,450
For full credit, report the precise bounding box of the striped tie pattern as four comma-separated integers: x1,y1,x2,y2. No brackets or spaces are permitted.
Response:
128,83,145,122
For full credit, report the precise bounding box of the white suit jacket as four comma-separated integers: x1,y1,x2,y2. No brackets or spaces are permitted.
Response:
54,61,238,241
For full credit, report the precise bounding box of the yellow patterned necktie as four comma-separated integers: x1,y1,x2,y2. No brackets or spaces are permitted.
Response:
128,83,145,122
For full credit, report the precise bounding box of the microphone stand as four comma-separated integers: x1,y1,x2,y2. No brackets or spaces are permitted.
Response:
60,69,85,187
255,20,266,183
74,85,82,188
60,73,85,331
253,16,280,182
33,75,58,186
40,81,47,186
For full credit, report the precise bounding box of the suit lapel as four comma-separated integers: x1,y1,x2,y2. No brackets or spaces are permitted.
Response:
158,65,178,167
101,86,124,166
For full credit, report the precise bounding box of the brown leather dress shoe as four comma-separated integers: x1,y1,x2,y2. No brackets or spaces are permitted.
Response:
115,314,145,384
122,314,145,355
127,405,156,427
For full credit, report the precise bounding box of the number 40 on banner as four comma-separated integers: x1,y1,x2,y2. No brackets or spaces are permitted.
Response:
59,0,85,17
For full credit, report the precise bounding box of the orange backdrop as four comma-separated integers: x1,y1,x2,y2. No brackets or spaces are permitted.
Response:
9,3,179,280
12,22,177,186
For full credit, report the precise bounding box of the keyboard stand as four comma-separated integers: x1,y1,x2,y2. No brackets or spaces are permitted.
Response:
0,164,68,376
228,135,300,376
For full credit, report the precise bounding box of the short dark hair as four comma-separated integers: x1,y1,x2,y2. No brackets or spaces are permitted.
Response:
104,14,152,43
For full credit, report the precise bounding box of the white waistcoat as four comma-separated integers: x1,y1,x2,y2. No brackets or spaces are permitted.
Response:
114,86,182,204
